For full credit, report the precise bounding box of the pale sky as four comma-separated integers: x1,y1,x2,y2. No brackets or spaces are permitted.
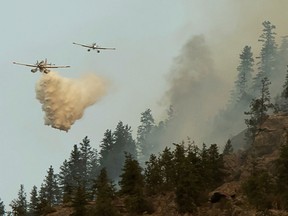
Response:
1,0,287,209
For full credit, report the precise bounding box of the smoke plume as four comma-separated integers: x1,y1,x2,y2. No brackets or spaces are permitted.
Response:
35,72,107,132
163,35,227,144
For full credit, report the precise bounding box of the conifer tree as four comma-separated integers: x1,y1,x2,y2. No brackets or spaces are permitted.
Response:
144,154,163,195
230,46,254,105
242,170,274,210
91,168,118,216
28,186,39,216
79,136,99,196
58,159,73,203
137,108,155,165
42,165,60,206
223,139,233,155
10,184,27,216
253,21,277,95
119,153,152,214
275,141,288,209
0,199,5,216
71,185,87,216
159,147,175,191
104,121,137,181
245,77,273,139
99,129,115,173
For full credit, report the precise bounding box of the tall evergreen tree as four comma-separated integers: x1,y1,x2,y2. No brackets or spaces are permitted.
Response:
136,109,155,165
71,185,87,216
253,21,277,95
275,141,288,209
58,159,73,203
230,46,254,105
223,139,233,155
28,186,39,216
159,147,175,191
119,153,152,214
79,136,99,196
144,154,163,195
42,165,60,206
99,129,114,171
245,77,273,139
91,168,118,216
105,121,137,181
0,199,5,216
10,184,27,216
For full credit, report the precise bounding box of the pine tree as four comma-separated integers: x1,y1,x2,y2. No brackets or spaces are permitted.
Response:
91,168,118,216
99,129,115,172
58,159,73,203
230,46,254,105
42,166,60,206
104,121,137,181
223,139,233,155
10,184,27,216
245,77,273,139
159,147,175,191
79,136,98,197
253,21,277,95
0,198,5,216
242,170,274,210
69,145,83,194
28,186,39,216
71,185,87,216
137,108,155,165
144,154,163,195
119,153,152,214
275,141,288,209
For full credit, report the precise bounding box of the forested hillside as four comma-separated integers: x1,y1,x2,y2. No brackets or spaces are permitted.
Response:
2,20,288,216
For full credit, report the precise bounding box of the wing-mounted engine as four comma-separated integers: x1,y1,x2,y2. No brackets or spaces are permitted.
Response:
31,68,37,73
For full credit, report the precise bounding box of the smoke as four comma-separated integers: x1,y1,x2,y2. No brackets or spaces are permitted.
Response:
160,1,288,147
163,35,227,144
35,72,107,132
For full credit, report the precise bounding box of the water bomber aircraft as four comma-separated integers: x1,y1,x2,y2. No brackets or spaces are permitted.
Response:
73,42,116,52
13,59,70,74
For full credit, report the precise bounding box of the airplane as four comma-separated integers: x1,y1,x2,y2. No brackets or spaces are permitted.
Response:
13,59,70,74
72,42,116,52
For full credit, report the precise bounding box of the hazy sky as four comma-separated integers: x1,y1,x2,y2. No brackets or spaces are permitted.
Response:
1,0,287,208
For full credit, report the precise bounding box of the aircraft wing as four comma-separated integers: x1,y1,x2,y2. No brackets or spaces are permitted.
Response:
72,42,92,48
45,65,70,68
97,47,116,50
13,62,36,67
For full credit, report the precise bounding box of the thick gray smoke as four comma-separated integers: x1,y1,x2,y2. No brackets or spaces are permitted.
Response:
35,72,107,132
163,35,227,144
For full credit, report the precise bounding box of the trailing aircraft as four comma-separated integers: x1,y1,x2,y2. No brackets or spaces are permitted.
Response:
73,42,116,52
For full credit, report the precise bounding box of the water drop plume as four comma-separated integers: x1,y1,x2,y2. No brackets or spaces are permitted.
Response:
35,72,108,132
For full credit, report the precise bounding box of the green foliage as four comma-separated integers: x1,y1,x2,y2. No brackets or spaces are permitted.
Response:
144,154,163,195
253,21,277,94
0,199,5,216
28,186,39,216
10,184,27,216
137,108,155,165
100,122,137,181
119,153,144,196
223,139,233,155
119,153,153,214
242,170,274,210
274,142,288,209
230,46,254,105
91,168,118,216
71,185,87,216
245,77,273,139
